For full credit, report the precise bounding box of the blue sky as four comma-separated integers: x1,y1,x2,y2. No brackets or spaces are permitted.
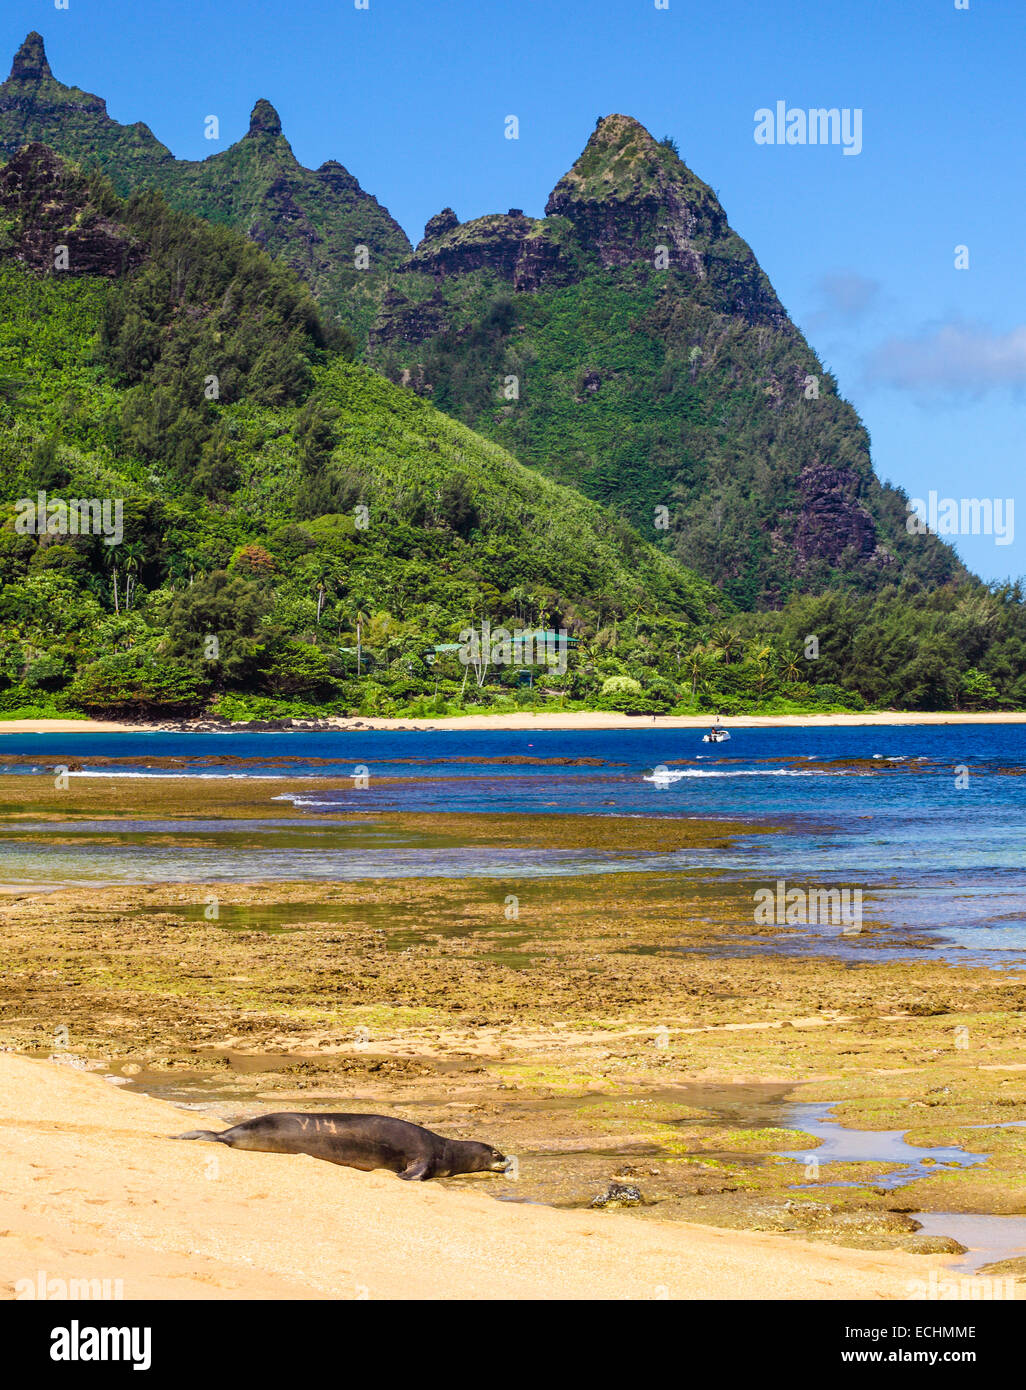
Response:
4,0,1024,581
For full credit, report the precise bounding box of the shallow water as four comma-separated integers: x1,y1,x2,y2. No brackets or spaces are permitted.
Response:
3,724,1026,960
70,1054,1026,1263
912,1212,1026,1273
778,1101,990,1190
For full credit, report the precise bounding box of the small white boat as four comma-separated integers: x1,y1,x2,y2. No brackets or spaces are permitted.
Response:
702,729,731,743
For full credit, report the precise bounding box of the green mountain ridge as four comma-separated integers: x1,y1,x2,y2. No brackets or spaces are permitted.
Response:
0,35,1023,716
370,113,965,608
0,143,724,718
0,33,973,610
0,33,411,340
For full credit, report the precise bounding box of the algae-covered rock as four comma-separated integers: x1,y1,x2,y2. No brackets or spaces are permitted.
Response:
590,1181,647,1210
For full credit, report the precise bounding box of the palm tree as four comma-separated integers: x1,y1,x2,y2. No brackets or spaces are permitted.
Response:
508,585,529,625
685,643,710,699
713,627,741,665
781,651,802,684
311,557,346,625
390,586,409,620
580,639,602,671
626,596,647,643
121,543,145,611
353,605,369,676
103,549,121,616
315,571,330,624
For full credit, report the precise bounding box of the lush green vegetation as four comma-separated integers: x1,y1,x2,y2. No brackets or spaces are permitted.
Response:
0,33,411,341
736,583,1026,712
374,259,966,613
370,116,966,608
0,43,1022,721
0,154,740,720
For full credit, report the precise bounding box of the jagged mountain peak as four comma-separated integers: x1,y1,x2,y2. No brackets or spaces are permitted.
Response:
10,31,52,82
539,112,736,279
422,207,460,244
547,113,683,208
247,98,283,138
315,159,362,196
0,32,411,335
588,112,658,149
0,31,148,161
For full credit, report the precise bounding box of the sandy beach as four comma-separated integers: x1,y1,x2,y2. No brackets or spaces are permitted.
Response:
4,843,1026,1290
1,710,1025,735
0,1052,970,1301
3,747,1025,1301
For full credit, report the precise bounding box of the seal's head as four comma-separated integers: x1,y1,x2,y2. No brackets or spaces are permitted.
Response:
450,1139,510,1174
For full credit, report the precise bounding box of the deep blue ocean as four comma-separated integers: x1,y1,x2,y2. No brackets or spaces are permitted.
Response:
2,724,1024,963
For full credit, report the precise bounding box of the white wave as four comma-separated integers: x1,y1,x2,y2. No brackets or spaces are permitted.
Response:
66,771,285,780
645,768,822,783
271,794,339,807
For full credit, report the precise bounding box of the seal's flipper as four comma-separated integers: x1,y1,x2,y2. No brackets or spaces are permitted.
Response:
173,1129,226,1142
398,1159,431,1181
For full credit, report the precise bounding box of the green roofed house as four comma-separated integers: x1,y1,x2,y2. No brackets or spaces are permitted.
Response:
426,631,577,664
520,630,579,647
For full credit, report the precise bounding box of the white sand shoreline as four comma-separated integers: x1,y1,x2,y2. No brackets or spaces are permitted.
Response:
1,711,1025,735
0,1054,979,1301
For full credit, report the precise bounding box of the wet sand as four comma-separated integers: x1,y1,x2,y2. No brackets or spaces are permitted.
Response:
3,863,1026,1266
0,1053,978,1301
3,777,1026,1296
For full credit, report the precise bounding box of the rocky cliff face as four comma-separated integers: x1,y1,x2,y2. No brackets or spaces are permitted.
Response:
0,33,410,339
8,30,51,82
794,463,885,568
403,211,574,292
421,207,460,244
366,113,955,602
544,117,788,325
546,115,711,269
0,143,143,276
368,289,451,350
378,115,787,323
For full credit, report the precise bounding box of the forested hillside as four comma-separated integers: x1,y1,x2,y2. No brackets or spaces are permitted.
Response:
0,34,965,608
0,32,410,339
0,145,728,719
370,114,966,609
0,34,1023,717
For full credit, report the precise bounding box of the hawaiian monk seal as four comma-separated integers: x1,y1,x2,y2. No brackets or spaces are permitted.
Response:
174,1112,510,1181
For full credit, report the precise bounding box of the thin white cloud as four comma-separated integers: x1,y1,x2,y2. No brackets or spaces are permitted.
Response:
866,321,1026,395
812,271,882,323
